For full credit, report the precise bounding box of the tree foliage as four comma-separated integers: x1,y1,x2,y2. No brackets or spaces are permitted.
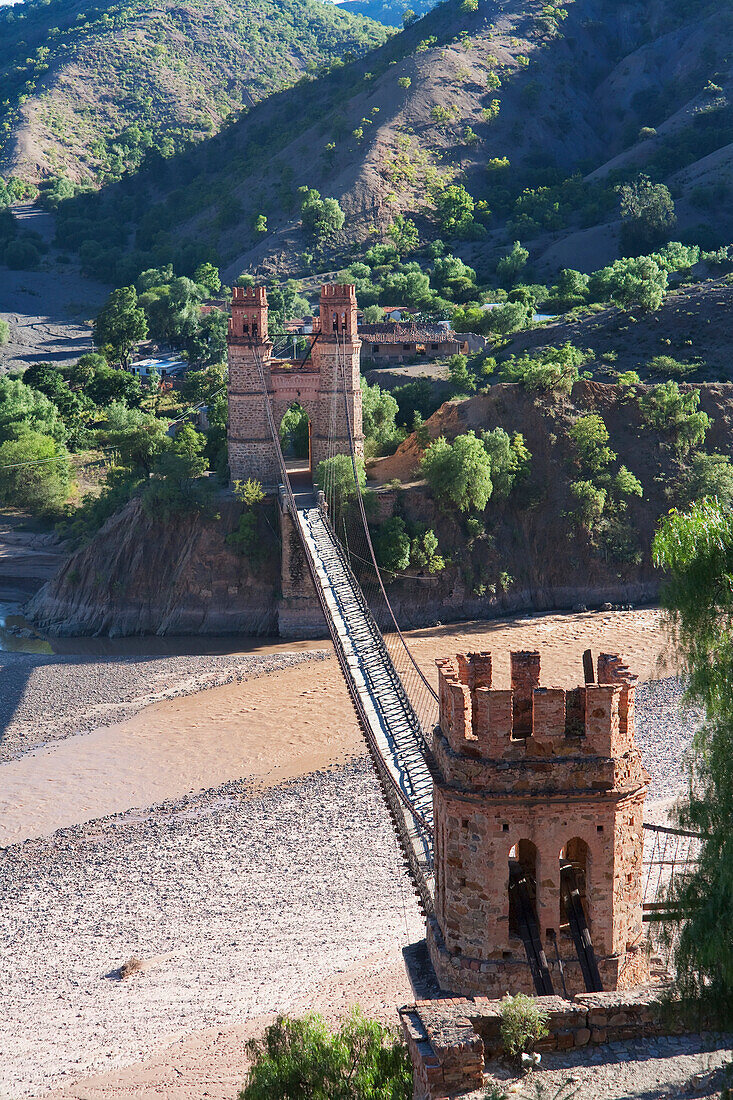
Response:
499,343,587,394
93,285,148,367
0,430,72,514
239,1009,412,1100
421,431,493,512
652,500,733,1021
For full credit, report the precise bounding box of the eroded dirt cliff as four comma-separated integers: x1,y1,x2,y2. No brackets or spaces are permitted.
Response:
26,496,280,636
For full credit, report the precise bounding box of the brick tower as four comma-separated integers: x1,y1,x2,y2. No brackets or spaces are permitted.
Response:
427,650,649,997
227,286,278,484
226,283,363,485
310,284,363,473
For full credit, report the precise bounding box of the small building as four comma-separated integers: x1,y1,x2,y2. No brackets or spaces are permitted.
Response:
358,322,463,364
382,306,409,322
128,353,188,381
284,316,315,335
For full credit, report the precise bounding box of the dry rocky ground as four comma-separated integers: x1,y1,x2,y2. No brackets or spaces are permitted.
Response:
0,612,728,1100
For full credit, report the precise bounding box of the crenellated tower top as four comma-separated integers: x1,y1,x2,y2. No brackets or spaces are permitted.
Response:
229,285,269,345
317,283,358,340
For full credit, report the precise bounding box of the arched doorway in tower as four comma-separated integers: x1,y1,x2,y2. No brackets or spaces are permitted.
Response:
560,837,590,931
508,839,538,937
279,402,311,485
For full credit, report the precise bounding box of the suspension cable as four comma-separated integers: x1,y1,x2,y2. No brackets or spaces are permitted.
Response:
334,328,439,706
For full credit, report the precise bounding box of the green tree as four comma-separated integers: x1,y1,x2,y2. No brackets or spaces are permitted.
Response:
435,184,475,237
0,319,9,346
362,304,384,323
619,174,676,252
0,430,71,514
652,500,733,1021
481,428,531,497
280,403,310,459
678,452,733,508
638,382,710,453
569,479,606,530
447,353,475,395
421,430,493,512
496,240,529,286
568,414,616,476
299,187,345,243
86,365,143,408
361,378,401,452
315,453,366,526
239,1009,411,1100
0,376,66,442
93,286,148,367
499,343,587,394
194,262,222,295
181,363,227,408
97,402,170,473
142,424,210,518
374,516,411,574
388,214,418,253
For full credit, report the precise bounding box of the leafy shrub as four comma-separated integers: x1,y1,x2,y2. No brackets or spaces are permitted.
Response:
409,526,445,572
481,428,531,497
496,240,528,285
374,516,411,574
0,319,9,345
648,355,697,378
0,430,72,515
499,343,587,394
499,994,549,1060
569,479,606,530
568,414,616,476
422,431,493,512
239,1009,412,1100
638,382,710,452
234,478,266,506
678,452,733,508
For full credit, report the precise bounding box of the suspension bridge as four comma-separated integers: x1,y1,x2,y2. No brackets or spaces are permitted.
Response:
234,293,702,996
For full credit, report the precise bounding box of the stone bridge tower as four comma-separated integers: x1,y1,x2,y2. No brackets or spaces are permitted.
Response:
227,283,363,487
428,650,649,997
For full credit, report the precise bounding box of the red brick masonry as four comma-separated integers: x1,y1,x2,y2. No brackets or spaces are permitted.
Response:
429,650,650,997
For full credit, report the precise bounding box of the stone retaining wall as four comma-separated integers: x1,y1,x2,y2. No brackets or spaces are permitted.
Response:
400,985,709,1099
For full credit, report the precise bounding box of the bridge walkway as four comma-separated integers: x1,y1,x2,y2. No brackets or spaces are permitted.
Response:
293,496,435,908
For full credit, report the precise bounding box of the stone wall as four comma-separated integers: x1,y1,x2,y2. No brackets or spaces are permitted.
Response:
400,987,713,1100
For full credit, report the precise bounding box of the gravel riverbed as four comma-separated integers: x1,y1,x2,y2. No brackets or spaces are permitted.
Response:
0,759,424,1097
0,649,329,763
0,667,707,1097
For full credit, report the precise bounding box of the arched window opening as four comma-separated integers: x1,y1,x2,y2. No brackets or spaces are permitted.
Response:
508,839,538,937
560,837,590,930
279,403,310,467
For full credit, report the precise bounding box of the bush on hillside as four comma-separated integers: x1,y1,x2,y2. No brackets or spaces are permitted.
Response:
0,430,72,515
239,1009,412,1100
421,431,492,512
499,343,588,394
638,382,710,452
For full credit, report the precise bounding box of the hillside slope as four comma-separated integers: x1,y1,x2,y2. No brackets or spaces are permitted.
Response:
48,0,733,280
501,276,733,383
0,0,388,183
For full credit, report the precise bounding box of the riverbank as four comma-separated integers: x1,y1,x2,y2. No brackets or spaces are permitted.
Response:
0,607,707,1099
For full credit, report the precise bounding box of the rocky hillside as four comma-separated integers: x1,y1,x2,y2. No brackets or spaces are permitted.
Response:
502,275,733,383
0,0,388,183
48,0,733,280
